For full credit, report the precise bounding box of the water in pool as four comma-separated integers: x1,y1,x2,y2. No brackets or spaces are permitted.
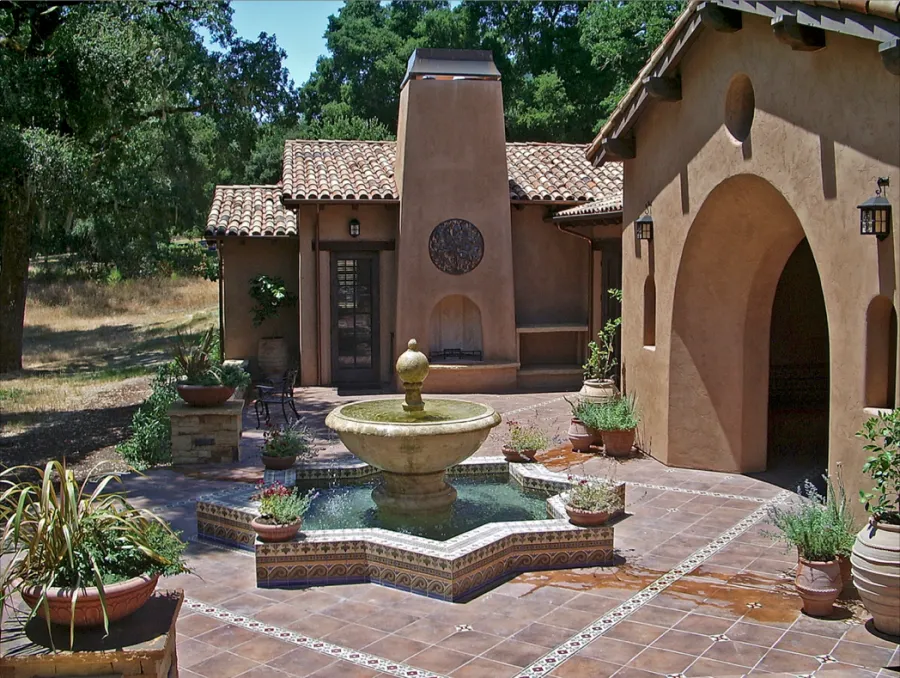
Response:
297,477,550,541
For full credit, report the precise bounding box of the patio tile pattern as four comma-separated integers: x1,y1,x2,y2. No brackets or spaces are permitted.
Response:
206,185,297,237
105,390,897,678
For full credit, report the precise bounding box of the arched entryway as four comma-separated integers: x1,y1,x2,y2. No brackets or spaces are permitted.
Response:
767,239,830,477
668,174,830,474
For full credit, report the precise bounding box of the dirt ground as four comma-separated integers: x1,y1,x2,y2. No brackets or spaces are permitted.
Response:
0,275,218,476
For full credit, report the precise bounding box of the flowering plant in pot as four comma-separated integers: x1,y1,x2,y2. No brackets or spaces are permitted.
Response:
250,482,317,543
766,481,847,617
581,289,622,404
564,474,619,527
852,409,900,636
173,328,250,406
0,461,189,647
564,398,598,451
502,420,549,462
593,395,639,457
261,421,314,470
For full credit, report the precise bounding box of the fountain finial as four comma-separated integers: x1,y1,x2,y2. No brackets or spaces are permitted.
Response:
396,338,429,412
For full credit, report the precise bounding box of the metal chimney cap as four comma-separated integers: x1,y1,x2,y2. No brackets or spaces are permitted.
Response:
401,48,501,88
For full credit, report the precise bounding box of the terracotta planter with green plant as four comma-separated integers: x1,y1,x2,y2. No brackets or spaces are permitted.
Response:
564,398,595,451
767,480,846,617
581,289,622,405
591,395,639,457
174,328,251,406
250,481,317,543
565,474,619,527
261,422,314,470
852,409,900,637
502,420,549,462
0,461,189,647
250,275,297,380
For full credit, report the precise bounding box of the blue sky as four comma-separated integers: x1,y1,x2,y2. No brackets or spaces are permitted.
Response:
230,1,340,86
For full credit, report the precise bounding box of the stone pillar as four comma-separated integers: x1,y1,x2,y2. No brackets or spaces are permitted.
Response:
169,401,243,465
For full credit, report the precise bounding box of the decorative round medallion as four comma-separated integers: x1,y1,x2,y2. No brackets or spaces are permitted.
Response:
428,219,484,275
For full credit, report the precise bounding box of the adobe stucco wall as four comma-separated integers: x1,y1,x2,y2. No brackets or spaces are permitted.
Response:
620,13,899,513
222,239,299,375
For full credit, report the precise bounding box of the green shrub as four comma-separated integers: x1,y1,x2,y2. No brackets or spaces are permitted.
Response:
857,409,900,524
263,422,314,459
565,475,618,513
504,420,550,453
254,482,317,525
116,363,178,469
766,479,849,562
583,288,622,381
249,275,297,327
583,395,639,431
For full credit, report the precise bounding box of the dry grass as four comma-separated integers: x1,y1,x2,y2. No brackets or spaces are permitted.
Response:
1,276,218,433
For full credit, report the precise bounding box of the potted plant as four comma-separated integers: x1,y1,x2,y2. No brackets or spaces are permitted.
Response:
250,275,297,380
502,420,550,462
564,398,597,452
852,409,900,637
173,328,251,407
823,470,857,591
250,481,317,543
767,483,844,617
0,461,189,646
580,289,622,405
261,421,314,470
594,395,639,457
564,474,619,527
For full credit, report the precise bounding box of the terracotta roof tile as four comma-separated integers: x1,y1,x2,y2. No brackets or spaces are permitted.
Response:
553,195,624,219
282,140,622,203
205,186,297,237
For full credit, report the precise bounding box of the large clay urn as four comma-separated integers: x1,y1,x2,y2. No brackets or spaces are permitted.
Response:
579,379,619,405
795,558,842,617
258,337,289,380
852,519,900,636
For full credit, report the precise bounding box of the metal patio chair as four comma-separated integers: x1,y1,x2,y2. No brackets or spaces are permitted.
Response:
253,367,300,428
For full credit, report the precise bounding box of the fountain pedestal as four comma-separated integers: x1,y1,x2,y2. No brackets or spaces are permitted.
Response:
374,471,457,513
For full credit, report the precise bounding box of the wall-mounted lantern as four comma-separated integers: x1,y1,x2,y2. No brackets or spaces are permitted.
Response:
635,212,654,245
348,218,361,238
859,177,892,241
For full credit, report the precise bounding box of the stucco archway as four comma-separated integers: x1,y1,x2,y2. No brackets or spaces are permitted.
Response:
428,295,483,358
667,174,829,473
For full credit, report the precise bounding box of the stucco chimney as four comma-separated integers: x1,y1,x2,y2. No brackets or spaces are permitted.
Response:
393,48,518,378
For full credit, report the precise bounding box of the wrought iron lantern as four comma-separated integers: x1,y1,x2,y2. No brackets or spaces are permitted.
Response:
635,213,653,244
348,218,361,238
858,177,891,241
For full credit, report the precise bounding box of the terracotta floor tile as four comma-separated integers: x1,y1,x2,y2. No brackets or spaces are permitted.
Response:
684,656,750,676
306,660,380,677
265,647,339,677
286,613,348,638
651,591,703,613
319,599,381,623
755,648,822,673
196,623,261,649
772,629,838,656
231,635,296,663
604,620,667,646
362,634,430,662
482,639,549,667
395,616,455,644
450,656,523,678
831,640,897,669
579,636,644,664
512,622,576,648
544,655,619,677
407,645,475,674
538,605,602,630
625,603,689,628
816,663,880,675
358,608,421,633
253,602,310,627
438,630,503,655
178,613,228,638
701,639,769,667
563,593,622,615
191,651,260,678
235,665,294,678
672,613,735,636
651,629,715,655
323,622,388,649
472,612,533,637
178,638,226,669
608,667,664,678
841,622,900,648
626,646,695,674
721,620,785,647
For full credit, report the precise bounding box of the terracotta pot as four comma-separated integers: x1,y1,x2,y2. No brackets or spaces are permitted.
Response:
795,558,842,617
565,506,610,527
837,554,852,592
21,574,159,628
602,428,636,457
567,418,594,452
852,518,900,637
176,384,235,407
251,517,302,543
579,379,619,405
501,445,536,463
261,454,296,471
258,337,289,381
589,427,603,447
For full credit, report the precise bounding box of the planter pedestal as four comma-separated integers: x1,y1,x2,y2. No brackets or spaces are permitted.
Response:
0,590,183,677
170,400,244,465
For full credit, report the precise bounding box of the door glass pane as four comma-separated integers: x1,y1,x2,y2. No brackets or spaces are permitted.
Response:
335,256,376,375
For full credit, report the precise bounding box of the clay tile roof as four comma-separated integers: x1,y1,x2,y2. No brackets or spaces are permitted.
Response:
205,186,297,237
553,195,624,220
281,139,621,203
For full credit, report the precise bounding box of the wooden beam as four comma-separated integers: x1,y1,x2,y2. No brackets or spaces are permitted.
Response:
601,136,635,161
313,240,396,251
698,2,742,32
880,38,900,76
642,74,682,102
772,15,826,51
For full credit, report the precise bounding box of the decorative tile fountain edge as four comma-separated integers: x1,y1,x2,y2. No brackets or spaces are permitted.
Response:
196,456,625,601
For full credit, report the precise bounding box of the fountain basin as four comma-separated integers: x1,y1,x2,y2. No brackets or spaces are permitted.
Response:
325,398,501,512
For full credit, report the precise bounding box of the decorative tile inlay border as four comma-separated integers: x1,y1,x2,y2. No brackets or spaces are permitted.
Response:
182,597,448,678
512,490,792,678
501,395,566,418
626,481,771,503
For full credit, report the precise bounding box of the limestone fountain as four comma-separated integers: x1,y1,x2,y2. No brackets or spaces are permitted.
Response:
325,339,502,513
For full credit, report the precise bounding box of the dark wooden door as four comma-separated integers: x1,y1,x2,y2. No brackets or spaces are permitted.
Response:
331,252,380,385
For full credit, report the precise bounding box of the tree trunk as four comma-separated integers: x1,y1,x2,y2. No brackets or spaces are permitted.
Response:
0,198,30,373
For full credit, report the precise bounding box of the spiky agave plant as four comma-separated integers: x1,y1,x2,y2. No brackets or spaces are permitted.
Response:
0,461,188,647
